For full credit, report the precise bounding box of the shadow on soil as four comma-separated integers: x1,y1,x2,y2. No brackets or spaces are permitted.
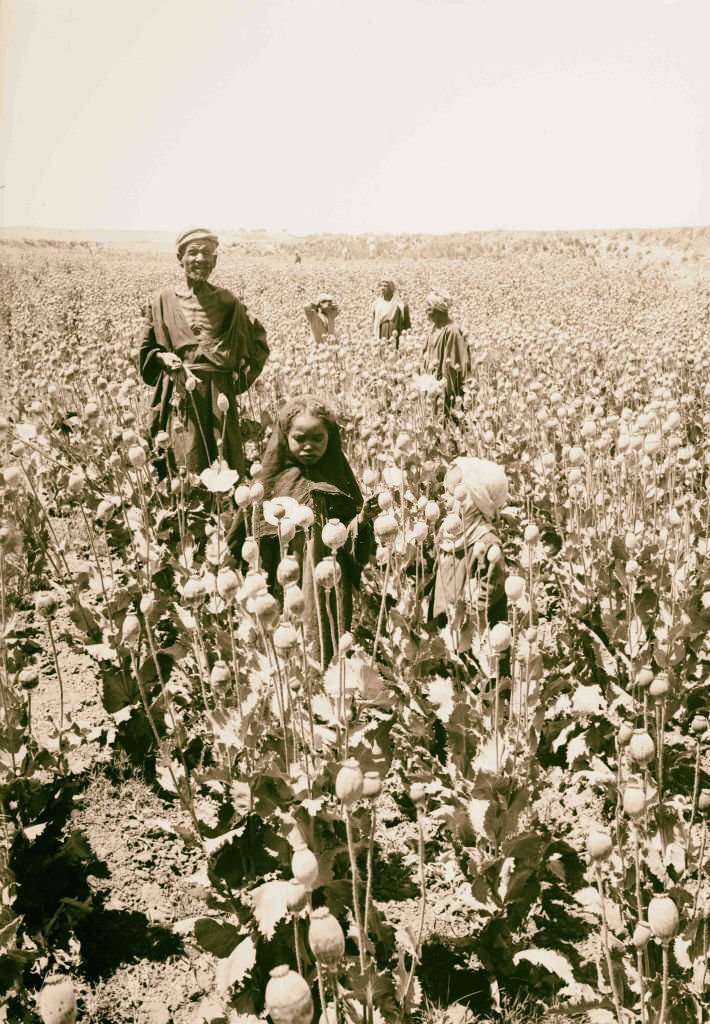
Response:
75,901,183,981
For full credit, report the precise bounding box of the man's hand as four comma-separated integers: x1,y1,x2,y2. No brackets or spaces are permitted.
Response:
157,352,183,373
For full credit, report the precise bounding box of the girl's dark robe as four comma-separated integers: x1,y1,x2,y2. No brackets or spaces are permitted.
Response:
230,412,373,667
139,285,268,475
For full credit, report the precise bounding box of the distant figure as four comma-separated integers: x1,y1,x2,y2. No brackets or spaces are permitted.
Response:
371,279,410,350
304,294,339,343
294,251,302,264
139,228,269,475
422,291,470,419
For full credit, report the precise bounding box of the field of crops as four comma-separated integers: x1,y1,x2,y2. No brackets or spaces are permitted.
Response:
1,232,709,1024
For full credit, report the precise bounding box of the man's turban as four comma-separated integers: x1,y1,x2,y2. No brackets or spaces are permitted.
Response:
176,228,219,256
426,290,451,314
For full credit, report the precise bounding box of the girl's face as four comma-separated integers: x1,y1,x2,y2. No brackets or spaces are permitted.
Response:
287,413,329,465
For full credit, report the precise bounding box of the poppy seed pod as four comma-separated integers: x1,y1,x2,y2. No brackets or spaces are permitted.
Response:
277,556,300,587
234,484,252,508
285,878,308,913
216,392,230,413
127,444,146,468
489,622,512,654
411,521,428,543
335,759,364,804
424,501,440,523
308,907,345,966
586,829,613,861
96,498,117,522
314,559,341,589
217,568,240,600
37,975,77,1024
292,505,315,529
182,577,207,606
291,844,319,890
504,575,525,601
410,782,427,805
698,789,710,811
362,771,383,799
644,433,662,455
276,517,296,545
338,631,353,654
242,537,260,566
690,715,708,735
374,512,398,543
635,665,654,689
253,591,280,628
210,660,231,686
264,965,313,1024
648,895,679,941
632,921,652,950
67,467,85,495
622,784,647,818
284,584,306,622
249,481,264,502
487,544,503,564
617,721,634,746
628,729,655,765
273,622,299,654
442,513,463,539
648,673,670,699
121,614,141,647
523,524,540,545
377,490,394,510
321,519,348,551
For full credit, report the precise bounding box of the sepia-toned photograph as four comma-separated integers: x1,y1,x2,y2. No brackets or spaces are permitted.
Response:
1,1,709,1022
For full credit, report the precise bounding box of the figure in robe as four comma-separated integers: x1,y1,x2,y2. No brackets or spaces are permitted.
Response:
371,279,410,350
229,396,378,667
139,228,269,476
303,294,339,343
422,290,471,419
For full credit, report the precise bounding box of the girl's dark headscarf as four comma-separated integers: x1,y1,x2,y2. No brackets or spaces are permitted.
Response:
259,396,363,512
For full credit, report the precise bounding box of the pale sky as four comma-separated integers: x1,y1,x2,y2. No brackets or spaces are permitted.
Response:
1,0,708,235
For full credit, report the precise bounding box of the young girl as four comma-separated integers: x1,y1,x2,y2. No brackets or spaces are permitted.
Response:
432,457,509,657
238,396,378,667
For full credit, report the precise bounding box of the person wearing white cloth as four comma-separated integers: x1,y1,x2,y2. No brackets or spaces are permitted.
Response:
431,457,509,649
371,279,410,351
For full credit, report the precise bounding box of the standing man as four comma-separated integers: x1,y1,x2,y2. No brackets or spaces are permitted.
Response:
422,291,470,419
304,294,339,343
371,278,410,350
139,228,269,475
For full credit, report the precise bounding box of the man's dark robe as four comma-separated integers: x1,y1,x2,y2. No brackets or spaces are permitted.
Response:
422,319,471,417
139,285,269,475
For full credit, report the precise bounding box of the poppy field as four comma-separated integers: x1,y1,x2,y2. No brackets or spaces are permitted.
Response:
0,231,709,1024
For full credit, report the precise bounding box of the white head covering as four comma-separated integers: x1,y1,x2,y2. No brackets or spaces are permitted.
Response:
445,457,509,522
426,290,452,314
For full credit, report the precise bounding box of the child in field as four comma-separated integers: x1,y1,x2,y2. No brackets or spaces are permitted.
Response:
432,457,509,655
236,396,379,667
